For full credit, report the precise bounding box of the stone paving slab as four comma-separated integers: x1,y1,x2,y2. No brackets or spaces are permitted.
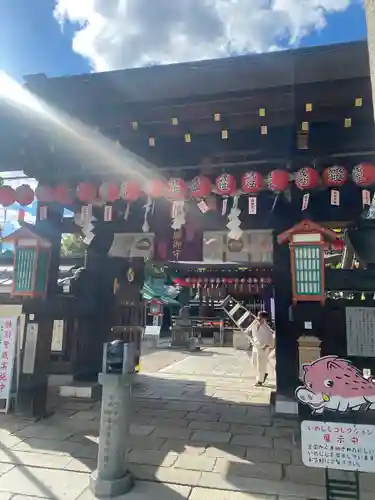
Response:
77,481,191,500
0,465,88,499
197,472,326,499
189,489,276,499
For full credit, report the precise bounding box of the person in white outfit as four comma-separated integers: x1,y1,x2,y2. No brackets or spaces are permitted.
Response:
248,311,274,386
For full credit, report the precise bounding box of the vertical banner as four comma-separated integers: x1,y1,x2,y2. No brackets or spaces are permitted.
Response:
301,193,310,211
81,204,92,226
330,189,340,206
248,197,257,215
18,209,25,223
197,200,209,214
0,317,17,413
221,198,228,216
39,205,48,220
104,205,113,222
363,189,371,208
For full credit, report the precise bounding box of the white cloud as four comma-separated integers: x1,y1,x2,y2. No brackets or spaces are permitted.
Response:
54,0,354,72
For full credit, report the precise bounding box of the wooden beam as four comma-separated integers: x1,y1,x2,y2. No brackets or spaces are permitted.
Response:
91,79,371,127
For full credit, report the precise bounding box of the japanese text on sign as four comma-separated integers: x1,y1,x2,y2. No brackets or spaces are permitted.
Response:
301,420,375,473
345,307,375,357
100,394,121,469
0,317,17,405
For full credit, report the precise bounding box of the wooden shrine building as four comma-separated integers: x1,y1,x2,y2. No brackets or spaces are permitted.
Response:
1,40,375,415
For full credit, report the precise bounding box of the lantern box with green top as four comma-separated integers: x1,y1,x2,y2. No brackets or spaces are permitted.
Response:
2,226,51,299
277,219,342,305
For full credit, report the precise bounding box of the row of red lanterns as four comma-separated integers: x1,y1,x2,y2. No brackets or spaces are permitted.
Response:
185,276,273,289
0,181,144,208
1,164,374,207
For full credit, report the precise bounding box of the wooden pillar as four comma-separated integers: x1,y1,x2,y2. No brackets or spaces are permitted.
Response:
17,203,63,418
273,235,297,396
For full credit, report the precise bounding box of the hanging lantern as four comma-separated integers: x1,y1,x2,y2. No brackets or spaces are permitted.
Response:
120,181,141,202
294,167,320,190
241,171,263,194
215,174,236,196
267,170,290,192
352,163,375,208
167,178,187,200
190,176,212,198
35,184,54,203
352,163,375,187
322,166,348,187
146,179,166,198
294,168,319,212
99,182,119,202
15,184,34,206
54,185,72,205
323,166,348,207
76,182,97,203
0,186,16,207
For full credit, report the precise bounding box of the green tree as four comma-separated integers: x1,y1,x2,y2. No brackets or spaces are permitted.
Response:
60,234,86,257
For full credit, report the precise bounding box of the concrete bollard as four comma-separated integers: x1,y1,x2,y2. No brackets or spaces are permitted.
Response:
89,373,134,498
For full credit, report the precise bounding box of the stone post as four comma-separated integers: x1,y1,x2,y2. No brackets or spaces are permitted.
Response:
297,335,322,380
366,0,375,119
90,373,134,498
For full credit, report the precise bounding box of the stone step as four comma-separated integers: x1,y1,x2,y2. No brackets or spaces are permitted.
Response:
59,382,101,400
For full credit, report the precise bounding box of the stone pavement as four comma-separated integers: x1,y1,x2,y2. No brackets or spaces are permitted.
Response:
0,347,372,499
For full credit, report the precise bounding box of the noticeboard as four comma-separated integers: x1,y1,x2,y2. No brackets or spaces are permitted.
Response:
301,420,375,473
345,307,375,358
0,317,18,413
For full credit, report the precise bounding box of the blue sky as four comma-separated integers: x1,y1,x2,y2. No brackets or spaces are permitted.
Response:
0,0,367,81
0,0,89,80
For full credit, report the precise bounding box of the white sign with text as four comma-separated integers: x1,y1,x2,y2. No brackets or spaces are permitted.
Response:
301,420,375,473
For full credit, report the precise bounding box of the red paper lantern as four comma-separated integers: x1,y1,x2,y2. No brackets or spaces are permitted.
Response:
99,182,119,202
0,186,16,207
216,174,236,196
322,166,348,187
190,176,212,198
294,167,320,190
54,185,72,205
120,181,141,202
146,179,166,198
167,178,187,200
352,163,375,187
267,170,290,192
76,182,97,203
35,184,54,203
15,184,34,206
242,171,263,194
